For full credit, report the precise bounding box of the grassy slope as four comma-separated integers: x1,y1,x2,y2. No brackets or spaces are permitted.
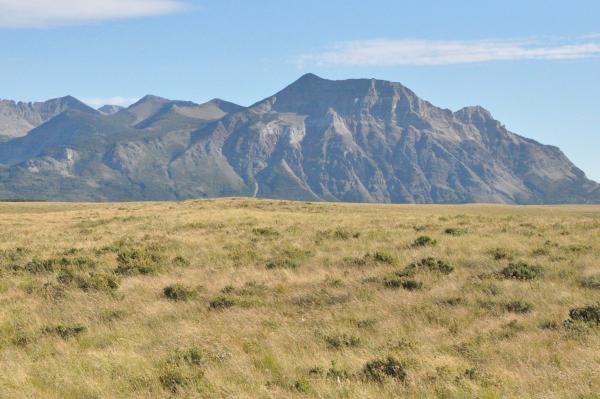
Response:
0,199,599,398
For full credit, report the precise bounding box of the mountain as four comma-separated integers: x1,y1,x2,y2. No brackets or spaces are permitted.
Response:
98,105,125,115
0,96,97,138
0,74,597,203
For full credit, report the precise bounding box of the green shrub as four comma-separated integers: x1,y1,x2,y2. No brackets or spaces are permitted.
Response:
581,275,600,290
501,262,543,280
209,295,236,310
505,300,533,314
412,236,437,248
79,273,120,292
57,269,119,292
407,257,454,275
114,246,166,276
363,357,406,383
43,324,86,340
568,305,600,325
164,284,197,301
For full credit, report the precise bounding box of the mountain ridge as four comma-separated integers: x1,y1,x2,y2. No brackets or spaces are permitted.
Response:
0,74,597,204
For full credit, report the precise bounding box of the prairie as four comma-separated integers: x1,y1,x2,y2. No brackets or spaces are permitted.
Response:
0,199,599,398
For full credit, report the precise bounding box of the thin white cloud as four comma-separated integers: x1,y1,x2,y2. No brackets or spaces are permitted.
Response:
297,36,600,67
81,96,140,108
0,0,187,28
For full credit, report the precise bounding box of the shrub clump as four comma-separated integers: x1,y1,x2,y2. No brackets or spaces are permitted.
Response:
490,247,513,260
43,324,87,340
252,227,279,237
164,284,197,302
114,245,166,276
57,270,120,292
383,277,423,291
209,295,237,310
363,357,407,383
581,275,600,290
316,229,360,241
159,348,205,393
266,248,311,270
412,236,437,248
501,262,543,280
568,305,600,325
444,228,467,236
407,257,454,275
325,333,361,349
505,300,533,314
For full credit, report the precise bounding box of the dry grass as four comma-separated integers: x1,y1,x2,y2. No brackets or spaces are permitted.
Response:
0,199,599,398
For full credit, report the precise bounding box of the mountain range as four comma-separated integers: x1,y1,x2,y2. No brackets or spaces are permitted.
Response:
0,73,598,204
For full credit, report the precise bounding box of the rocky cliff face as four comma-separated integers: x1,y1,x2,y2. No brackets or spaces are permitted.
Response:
0,96,96,138
0,74,597,203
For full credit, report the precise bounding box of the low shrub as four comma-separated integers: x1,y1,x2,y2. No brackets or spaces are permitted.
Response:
79,273,120,292
172,256,190,267
444,228,467,236
505,300,533,314
501,262,543,280
266,248,311,270
363,357,406,383
316,228,360,241
581,275,600,290
326,361,350,380
159,348,205,393
209,295,237,310
43,324,86,340
57,269,119,292
412,236,437,248
252,227,279,237
490,248,513,260
568,305,600,325
325,333,361,349
293,378,311,393
164,284,197,301
406,257,454,275
114,245,166,276
384,277,423,291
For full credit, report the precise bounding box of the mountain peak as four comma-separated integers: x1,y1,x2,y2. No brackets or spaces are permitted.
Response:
134,95,170,105
98,104,125,115
455,106,494,124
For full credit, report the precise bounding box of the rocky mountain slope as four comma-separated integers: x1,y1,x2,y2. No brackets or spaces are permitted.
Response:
0,96,96,139
0,74,597,203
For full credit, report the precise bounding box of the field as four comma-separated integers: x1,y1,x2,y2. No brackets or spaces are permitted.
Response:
0,199,599,398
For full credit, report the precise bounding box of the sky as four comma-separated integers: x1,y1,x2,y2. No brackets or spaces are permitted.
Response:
0,0,599,181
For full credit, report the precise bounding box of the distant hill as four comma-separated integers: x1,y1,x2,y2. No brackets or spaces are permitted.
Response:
0,75,597,204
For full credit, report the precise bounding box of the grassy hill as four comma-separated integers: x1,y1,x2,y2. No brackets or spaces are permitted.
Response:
0,199,599,398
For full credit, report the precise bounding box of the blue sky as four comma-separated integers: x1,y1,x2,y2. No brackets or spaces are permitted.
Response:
1,0,599,181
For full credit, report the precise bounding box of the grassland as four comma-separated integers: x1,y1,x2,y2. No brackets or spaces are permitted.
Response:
0,199,599,398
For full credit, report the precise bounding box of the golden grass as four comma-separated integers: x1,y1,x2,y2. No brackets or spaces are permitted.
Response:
0,199,599,398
